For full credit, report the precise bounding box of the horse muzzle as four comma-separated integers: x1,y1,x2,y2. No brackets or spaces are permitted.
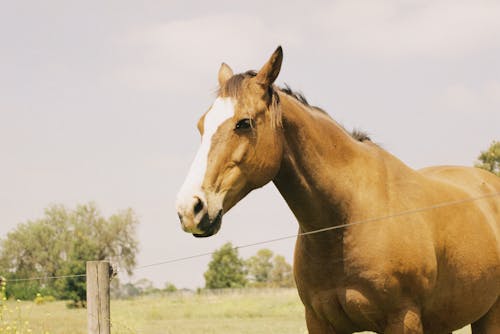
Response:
192,210,223,238
176,194,223,237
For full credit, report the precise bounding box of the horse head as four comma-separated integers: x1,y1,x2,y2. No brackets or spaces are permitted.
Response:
176,47,284,237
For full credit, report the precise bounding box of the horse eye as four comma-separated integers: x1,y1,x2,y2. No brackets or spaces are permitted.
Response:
235,118,253,131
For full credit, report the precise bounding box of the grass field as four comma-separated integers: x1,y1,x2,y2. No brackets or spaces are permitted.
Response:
1,289,472,333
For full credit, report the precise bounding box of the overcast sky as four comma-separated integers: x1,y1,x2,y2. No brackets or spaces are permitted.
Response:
1,0,499,289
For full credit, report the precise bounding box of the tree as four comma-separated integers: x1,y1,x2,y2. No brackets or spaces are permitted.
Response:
0,203,139,304
246,249,294,288
164,282,177,293
204,242,247,289
134,278,159,295
475,140,500,176
121,282,141,297
246,249,274,286
269,255,294,288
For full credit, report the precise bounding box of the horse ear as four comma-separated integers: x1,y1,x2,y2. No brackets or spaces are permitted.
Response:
218,63,234,87
255,46,283,87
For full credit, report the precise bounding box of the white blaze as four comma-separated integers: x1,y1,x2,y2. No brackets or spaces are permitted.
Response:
176,98,235,214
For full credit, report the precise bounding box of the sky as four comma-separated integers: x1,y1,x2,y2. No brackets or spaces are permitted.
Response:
1,0,499,289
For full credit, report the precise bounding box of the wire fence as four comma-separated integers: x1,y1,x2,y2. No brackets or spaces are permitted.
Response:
4,191,499,285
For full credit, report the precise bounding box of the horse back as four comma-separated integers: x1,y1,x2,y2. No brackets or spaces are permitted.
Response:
419,165,500,238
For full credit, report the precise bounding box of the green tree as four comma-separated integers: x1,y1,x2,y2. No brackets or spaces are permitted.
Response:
246,249,274,286
164,282,177,293
0,203,139,304
246,249,294,288
269,255,295,288
204,242,247,289
475,140,500,176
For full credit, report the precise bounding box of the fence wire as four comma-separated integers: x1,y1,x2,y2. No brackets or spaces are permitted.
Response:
135,191,500,269
7,273,86,283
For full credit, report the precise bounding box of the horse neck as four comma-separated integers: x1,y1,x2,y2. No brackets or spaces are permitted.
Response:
273,93,389,232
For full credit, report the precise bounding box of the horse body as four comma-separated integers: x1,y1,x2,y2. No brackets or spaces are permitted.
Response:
274,92,500,333
176,47,500,333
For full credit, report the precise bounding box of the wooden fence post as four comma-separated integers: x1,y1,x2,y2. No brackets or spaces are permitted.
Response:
86,261,111,334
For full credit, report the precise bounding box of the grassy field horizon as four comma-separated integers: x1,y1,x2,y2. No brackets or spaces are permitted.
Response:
1,288,472,333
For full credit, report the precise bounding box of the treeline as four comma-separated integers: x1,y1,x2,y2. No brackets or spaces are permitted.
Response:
110,278,178,299
204,243,294,289
110,243,294,299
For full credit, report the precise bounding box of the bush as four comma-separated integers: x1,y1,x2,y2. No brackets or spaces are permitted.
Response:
4,279,57,301
34,293,56,305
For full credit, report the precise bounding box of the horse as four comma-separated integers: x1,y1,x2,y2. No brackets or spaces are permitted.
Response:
175,46,500,334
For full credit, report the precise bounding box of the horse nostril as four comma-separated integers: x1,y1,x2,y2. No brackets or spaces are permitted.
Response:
177,213,183,223
193,197,204,215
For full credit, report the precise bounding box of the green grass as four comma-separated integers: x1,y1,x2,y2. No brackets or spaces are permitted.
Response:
110,289,307,334
1,289,472,334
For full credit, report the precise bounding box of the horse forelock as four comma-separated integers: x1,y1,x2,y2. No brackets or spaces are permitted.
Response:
217,71,255,99
217,71,282,129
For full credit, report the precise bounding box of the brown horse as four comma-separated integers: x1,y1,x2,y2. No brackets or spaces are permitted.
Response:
175,47,500,333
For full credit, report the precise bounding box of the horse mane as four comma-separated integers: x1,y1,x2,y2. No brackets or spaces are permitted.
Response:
279,84,329,116
279,84,371,143
350,129,371,142
218,71,371,142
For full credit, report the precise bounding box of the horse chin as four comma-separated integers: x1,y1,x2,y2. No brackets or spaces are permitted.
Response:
193,211,223,238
